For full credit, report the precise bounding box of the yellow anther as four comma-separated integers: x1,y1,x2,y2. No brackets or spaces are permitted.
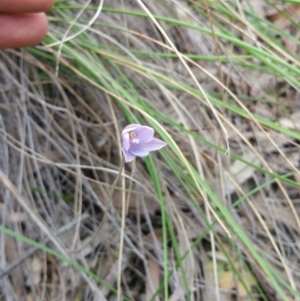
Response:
129,131,136,139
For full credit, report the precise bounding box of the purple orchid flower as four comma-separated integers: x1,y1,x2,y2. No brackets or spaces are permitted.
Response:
121,124,167,162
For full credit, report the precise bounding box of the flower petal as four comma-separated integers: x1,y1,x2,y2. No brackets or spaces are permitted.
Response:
135,126,154,144
122,132,130,151
122,124,140,136
143,138,167,151
122,148,135,162
129,144,150,157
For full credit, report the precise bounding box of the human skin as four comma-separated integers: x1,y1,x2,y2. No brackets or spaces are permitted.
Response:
0,0,55,49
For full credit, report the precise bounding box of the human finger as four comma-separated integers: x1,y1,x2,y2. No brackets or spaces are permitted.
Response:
0,0,55,13
0,13,48,49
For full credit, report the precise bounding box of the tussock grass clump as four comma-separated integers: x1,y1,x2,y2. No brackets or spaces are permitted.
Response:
1,1,300,300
